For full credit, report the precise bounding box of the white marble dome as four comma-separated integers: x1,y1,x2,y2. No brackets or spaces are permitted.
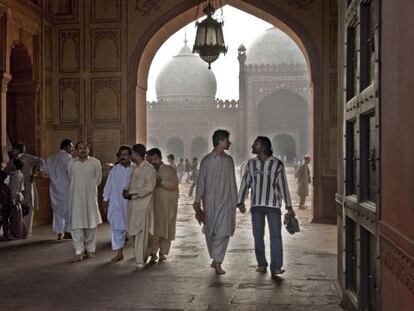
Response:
155,42,217,102
246,27,306,66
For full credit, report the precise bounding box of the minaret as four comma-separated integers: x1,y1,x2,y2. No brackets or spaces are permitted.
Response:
237,44,247,162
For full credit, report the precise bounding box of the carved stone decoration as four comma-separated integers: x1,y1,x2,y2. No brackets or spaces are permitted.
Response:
87,125,123,175
381,236,414,295
59,30,80,73
45,76,53,122
329,73,338,120
45,0,79,24
288,0,315,10
45,26,53,72
91,78,121,122
330,20,338,68
135,0,163,16
45,124,83,157
59,78,79,123
91,0,121,23
91,29,121,72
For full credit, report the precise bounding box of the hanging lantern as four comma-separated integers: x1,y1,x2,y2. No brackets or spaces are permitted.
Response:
193,1,227,69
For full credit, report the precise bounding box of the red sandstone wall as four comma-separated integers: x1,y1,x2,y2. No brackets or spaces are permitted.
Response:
380,0,414,308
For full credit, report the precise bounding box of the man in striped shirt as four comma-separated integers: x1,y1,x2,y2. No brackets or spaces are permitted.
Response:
237,136,295,278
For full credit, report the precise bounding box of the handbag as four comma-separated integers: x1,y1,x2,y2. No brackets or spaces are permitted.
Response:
283,213,300,234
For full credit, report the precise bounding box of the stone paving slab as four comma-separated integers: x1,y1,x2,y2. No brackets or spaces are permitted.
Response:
0,168,344,310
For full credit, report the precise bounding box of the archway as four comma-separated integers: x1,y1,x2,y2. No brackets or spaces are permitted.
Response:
257,89,309,159
166,137,184,160
273,134,296,163
191,137,209,160
128,0,336,224
128,0,318,145
7,42,37,154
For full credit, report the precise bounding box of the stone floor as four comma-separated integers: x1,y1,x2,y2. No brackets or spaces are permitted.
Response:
0,168,343,310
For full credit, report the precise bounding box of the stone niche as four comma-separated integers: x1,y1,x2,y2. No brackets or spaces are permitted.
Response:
44,26,53,71
89,128,121,175
91,29,121,72
45,76,53,122
46,127,80,155
59,78,80,123
90,0,121,23
59,29,80,73
91,78,121,122
46,0,79,24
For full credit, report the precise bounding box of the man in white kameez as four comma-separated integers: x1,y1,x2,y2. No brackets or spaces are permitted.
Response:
7,143,44,237
42,139,73,240
193,129,242,275
103,145,135,262
69,141,102,262
124,144,156,270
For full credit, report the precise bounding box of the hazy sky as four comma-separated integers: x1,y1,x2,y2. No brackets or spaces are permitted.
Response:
147,5,273,102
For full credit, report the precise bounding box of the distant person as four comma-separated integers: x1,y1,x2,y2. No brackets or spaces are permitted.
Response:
7,143,44,237
177,159,185,183
188,157,198,196
295,155,311,209
103,145,135,262
69,141,102,262
42,139,74,240
184,159,191,183
167,154,177,172
147,148,179,263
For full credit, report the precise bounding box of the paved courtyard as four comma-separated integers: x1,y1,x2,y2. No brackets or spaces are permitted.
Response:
0,167,343,310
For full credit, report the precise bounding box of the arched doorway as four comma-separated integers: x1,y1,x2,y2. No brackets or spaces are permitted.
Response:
272,134,296,163
257,89,309,159
166,137,184,160
7,42,37,154
128,0,337,224
191,137,209,160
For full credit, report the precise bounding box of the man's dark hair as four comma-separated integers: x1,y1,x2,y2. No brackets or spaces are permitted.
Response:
12,143,25,154
212,129,230,147
75,141,86,149
255,136,273,156
132,144,146,158
118,145,132,155
13,158,24,170
60,139,72,150
147,148,162,158
167,154,175,161
0,170,8,182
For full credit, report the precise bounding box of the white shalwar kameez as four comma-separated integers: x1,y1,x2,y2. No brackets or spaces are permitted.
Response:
103,162,135,250
42,150,72,234
69,156,102,255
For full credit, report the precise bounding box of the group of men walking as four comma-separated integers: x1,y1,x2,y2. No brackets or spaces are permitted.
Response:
1,129,311,278
47,141,179,268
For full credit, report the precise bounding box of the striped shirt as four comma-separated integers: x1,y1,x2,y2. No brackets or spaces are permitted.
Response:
237,156,292,209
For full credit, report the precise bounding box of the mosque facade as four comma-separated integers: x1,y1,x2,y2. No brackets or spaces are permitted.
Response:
147,28,311,164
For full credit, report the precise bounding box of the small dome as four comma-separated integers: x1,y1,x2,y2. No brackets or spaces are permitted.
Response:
155,42,217,102
246,27,306,66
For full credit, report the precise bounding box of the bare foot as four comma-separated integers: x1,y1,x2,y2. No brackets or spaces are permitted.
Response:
214,263,226,275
